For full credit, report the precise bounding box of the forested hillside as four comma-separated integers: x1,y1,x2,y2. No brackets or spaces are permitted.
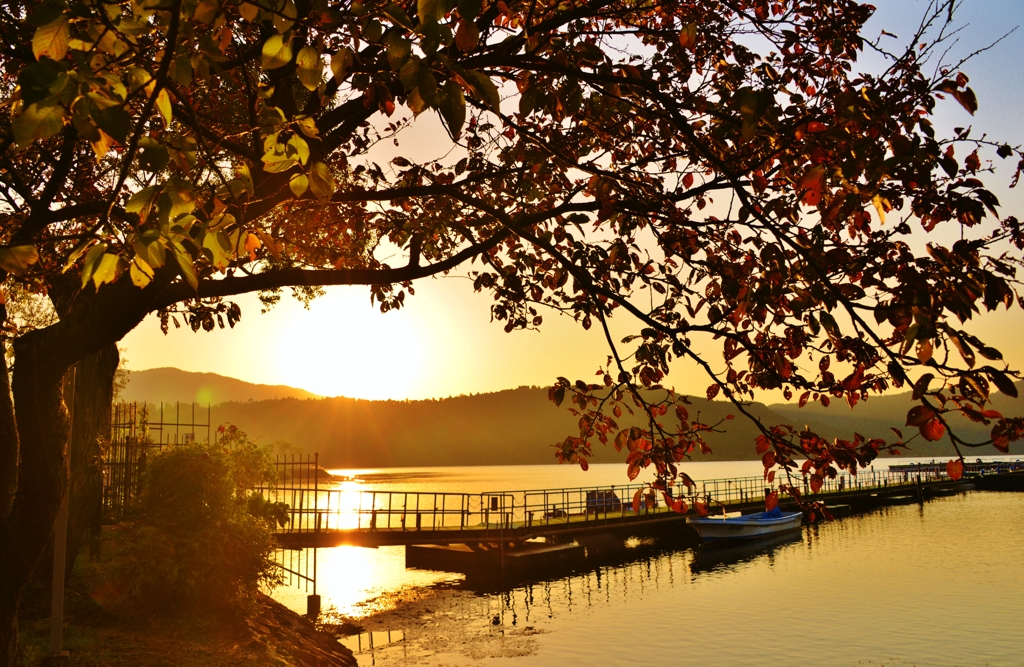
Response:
125,370,1023,466
209,387,791,467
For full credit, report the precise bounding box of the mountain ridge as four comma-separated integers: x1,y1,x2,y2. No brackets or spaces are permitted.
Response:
121,367,322,405
122,368,1024,466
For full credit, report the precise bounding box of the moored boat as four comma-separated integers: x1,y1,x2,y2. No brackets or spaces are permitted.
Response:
686,508,803,544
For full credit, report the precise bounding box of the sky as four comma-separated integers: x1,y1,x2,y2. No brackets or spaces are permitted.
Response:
121,0,1024,401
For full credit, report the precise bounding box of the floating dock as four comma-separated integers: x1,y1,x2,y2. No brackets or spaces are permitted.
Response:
406,542,585,573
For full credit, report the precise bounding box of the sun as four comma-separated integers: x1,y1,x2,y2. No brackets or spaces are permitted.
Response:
270,287,431,400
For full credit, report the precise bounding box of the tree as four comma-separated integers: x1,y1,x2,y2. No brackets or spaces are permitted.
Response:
1,0,1023,661
113,427,283,613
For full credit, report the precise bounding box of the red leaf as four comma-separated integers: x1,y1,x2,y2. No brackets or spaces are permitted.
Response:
755,435,770,454
806,121,828,133
762,451,776,469
906,405,935,428
810,474,823,494
579,458,589,471
706,383,720,400
682,172,694,189
632,489,642,514
695,501,708,516
982,409,1003,419
920,418,946,442
798,391,810,408
946,459,964,481
765,490,779,512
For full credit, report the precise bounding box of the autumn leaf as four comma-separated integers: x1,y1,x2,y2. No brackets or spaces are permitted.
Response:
920,418,946,442
296,46,323,90
765,490,778,512
906,405,935,428
262,34,293,70
33,15,69,61
0,246,40,275
678,23,697,49
946,459,964,481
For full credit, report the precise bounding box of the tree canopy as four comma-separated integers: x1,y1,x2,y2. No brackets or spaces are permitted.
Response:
2,0,1024,660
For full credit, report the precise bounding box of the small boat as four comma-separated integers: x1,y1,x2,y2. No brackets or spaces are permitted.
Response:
686,508,803,544
823,503,851,517
882,494,918,506
690,530,802,572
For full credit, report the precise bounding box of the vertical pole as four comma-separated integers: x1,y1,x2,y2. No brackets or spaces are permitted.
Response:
48,496,69,662
49,364,75,664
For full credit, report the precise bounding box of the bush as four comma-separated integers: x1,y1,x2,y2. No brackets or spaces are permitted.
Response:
114,431,284,614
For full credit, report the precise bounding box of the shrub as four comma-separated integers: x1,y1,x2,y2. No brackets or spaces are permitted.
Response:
114,431,284,614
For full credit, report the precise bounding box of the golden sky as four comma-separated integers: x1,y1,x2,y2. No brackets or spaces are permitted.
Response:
122,1,1024,401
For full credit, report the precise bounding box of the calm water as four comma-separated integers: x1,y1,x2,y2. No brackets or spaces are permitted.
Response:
272,459,1024,666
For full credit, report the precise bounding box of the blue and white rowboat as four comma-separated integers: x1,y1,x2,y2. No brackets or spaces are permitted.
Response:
686,510,803,544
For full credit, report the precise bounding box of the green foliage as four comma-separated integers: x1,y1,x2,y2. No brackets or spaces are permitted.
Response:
114,431,284,614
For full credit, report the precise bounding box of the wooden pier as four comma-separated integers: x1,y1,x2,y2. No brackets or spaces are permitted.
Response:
266,462,1024,550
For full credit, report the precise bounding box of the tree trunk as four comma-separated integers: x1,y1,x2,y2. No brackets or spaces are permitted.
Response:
65,344,119,574
0,304,19,532
0,332,70,667
0,308,22,667
0,270,169,666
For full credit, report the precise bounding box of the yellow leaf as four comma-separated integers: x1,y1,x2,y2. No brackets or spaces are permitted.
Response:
872,193,891,224
33,15,70,61
169,241,198,290
91,253,122,290
80,243,107,288
156,89,172,127
0,246,40,275
296,46,322,91
89,128,114,159
289,173,308,197
193,0,220,23
255,231,281,260
130,256,154,287
203,232,231,271
273,0,297,33
238,2,259,21
308,162,335,201
126,185,159,223
262,34,293,70
244,232,262,261
330,48,353,83
12,103,65,147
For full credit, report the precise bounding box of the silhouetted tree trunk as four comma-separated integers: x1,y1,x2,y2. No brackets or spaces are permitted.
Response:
65,345,119,576
0,332,71,667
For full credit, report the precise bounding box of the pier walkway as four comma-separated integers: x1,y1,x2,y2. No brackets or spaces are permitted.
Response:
268,461,1024,549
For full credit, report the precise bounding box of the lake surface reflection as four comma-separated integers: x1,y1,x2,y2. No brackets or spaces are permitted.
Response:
273,460,1024,666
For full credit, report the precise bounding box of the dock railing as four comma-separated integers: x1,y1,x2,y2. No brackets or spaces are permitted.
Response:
261,461,971,539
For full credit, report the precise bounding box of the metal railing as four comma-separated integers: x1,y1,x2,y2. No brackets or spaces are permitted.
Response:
261,463,982,538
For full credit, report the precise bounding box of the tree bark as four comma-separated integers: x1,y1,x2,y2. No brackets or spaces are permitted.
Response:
0,333,70,667
0,276,164,667
65,344,119,574
0,304,19,529
0,306,22,667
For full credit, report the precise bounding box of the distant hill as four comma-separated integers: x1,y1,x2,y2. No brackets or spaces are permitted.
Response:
121,367,322,405
209,387,794,467
121,368,1024,466
767,381,1024,457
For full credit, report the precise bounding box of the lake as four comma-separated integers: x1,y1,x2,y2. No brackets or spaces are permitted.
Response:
272,458,1024,666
